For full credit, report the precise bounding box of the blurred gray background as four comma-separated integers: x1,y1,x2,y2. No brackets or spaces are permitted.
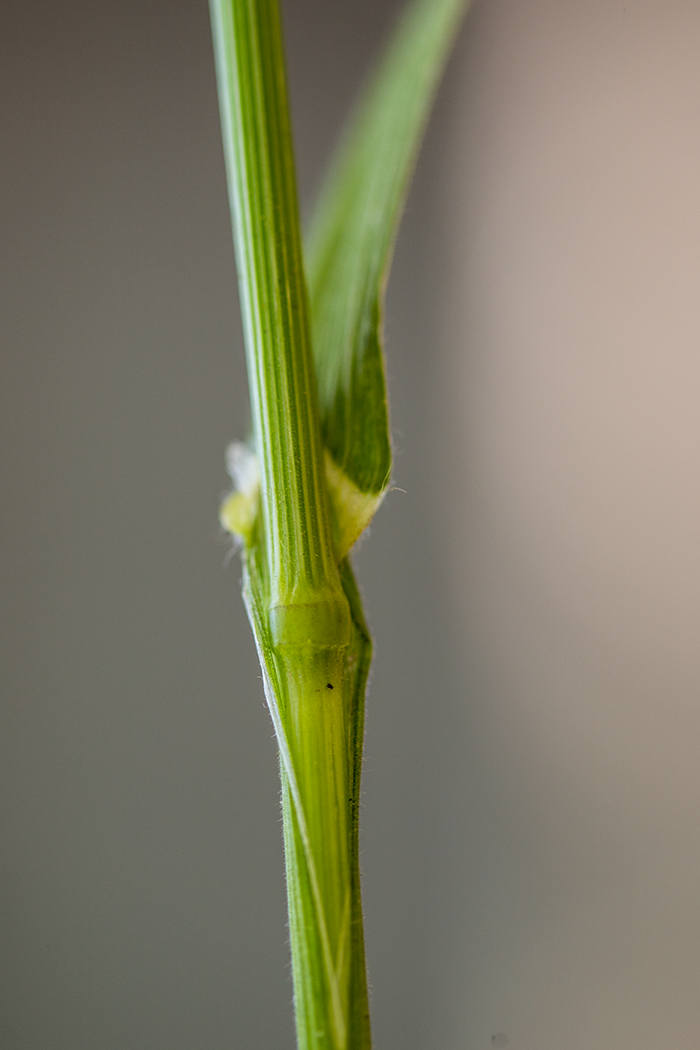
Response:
4,0,700,1048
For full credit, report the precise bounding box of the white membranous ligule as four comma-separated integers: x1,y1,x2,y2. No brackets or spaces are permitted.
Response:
220,442,259,544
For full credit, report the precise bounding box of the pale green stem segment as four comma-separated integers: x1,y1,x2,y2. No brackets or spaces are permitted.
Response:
209,1,369,1048
246,562,372,1050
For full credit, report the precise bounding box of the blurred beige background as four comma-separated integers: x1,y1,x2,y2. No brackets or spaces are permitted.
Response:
2,0,700,1048
439,1,700,1046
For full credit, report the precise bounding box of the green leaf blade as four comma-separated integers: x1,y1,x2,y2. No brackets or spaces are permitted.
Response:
307,0,472,523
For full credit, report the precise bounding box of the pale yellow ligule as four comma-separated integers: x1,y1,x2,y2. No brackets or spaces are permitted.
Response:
220,443,384,561
323,450,385,561
220,491,257,543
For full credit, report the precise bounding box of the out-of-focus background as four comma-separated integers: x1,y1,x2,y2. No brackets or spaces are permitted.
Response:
2,1,700,1047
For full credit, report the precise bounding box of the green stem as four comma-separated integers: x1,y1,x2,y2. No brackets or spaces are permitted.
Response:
209,1,369,1047
210,0,346,632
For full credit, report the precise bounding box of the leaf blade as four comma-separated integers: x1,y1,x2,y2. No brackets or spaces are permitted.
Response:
307,0,472,524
